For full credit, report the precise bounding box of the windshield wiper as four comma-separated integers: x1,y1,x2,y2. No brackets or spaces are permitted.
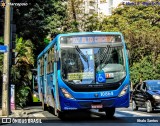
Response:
102,47,113,63
75,46,89,71
97,45,111,63
75,46,88,62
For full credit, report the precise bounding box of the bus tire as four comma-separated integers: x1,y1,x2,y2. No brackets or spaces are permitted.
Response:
42,101,48,111
51,90,57,116
105,107,115,118
41,93,47,111
58,111,66,120
52,100,57,116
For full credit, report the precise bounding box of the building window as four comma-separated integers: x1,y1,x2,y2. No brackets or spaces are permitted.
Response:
89,9,95,14
100,0,106,3
108,0,113,15
89,1,95,6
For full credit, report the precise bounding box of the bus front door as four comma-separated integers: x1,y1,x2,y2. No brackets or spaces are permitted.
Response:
43,56,48,109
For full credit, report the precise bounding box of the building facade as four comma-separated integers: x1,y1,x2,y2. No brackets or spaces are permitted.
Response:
83,0,130,16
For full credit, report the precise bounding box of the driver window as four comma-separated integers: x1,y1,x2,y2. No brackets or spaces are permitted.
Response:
111,49,118,63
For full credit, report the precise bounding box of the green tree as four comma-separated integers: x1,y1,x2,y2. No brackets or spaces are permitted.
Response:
0,6,4,37
130,56,160,84
42,0,67,34
100,0,160,85
14,0,67,58
11,37,34,107
0,36,4,96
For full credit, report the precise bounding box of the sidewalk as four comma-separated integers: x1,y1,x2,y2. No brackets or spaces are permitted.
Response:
0,107,43,117
0,108,28,117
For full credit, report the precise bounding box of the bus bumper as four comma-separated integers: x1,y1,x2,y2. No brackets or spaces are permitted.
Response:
59,93,130,111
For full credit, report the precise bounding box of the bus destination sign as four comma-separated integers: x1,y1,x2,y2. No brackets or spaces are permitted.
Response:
61,35,121,44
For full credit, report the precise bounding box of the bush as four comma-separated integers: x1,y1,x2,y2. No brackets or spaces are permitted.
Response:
16,85,31,108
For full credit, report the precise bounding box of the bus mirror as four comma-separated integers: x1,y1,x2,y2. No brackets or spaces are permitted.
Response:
127,50,130,59
127,50,131,65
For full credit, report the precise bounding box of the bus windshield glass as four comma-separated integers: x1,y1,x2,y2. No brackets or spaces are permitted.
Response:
61,46,126,84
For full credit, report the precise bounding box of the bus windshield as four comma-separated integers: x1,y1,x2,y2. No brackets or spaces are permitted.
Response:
61,46,126,84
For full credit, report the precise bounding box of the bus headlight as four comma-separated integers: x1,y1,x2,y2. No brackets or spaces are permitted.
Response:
153,95,160,100
118,85,129,97
61,88,74,99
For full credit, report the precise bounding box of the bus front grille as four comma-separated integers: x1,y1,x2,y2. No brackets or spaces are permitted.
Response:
67,83,120,92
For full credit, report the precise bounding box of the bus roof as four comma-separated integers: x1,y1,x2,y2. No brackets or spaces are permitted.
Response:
37,32,123,60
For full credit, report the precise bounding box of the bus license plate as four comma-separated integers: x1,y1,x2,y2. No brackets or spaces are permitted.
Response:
91,104,103,109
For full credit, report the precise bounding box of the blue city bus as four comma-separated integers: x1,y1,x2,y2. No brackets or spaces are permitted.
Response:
37,32,130,119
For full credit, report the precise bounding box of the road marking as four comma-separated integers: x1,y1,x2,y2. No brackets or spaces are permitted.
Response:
32,113,46,117
115,112,126,117
120,111,152,117
91,109,155,117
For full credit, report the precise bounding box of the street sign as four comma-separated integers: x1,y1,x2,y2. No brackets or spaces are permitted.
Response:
0,45,7,53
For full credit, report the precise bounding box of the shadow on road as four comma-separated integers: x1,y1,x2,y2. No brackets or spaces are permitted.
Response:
47,110,127,123
45,110,160,123
27,110,44,115
135,108,160,113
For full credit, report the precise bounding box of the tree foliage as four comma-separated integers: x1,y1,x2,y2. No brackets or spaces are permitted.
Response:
14,0,67,57
1,0,67,106
130,56,160,84
11,37,34,107
100,0,160,85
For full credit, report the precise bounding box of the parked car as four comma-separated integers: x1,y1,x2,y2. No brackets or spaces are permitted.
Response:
132,80,160,113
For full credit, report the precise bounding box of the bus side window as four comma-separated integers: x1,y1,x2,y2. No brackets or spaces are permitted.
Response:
40,59,43,76
47,51,50,73
41,57,44,76
119,50,123,65
42,58,44,75
51,47,54,72
47,49,54,74
49,50,51,73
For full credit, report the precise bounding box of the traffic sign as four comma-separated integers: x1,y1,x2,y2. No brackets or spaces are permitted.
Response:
0,45,7,53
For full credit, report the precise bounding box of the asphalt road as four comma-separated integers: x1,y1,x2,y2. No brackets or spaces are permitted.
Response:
2,105,160,126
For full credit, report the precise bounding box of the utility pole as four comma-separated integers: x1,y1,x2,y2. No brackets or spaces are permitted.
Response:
2,0,11,116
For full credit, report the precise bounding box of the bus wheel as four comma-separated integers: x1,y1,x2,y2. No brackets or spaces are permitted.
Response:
51,92,57,116
41,94,47,111
42,100,47,111
53,101,57,116
58,111,66,120
105,107,115,118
